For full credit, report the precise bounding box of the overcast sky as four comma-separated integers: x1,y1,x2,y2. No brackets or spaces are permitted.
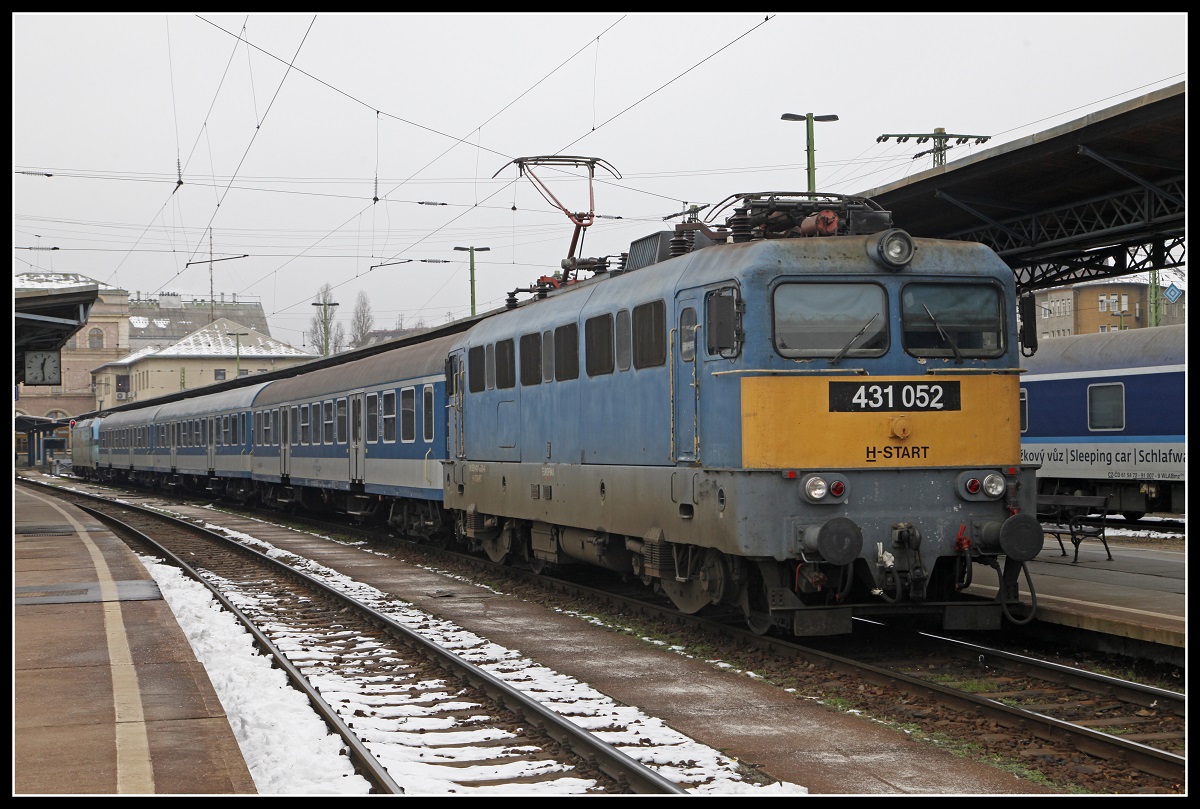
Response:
13,13,1187,347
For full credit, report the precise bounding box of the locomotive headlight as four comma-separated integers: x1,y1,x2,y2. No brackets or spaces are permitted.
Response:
868,228,915,271
957,470,1007,501
982,473,1006,498
801,473,849,503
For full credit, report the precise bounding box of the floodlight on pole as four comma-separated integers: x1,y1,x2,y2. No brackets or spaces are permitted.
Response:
780,112,839,193
311,301,340,356
453,246,490,316
230,332,249,376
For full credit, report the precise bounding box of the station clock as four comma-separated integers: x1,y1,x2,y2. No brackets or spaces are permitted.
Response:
23,350,62,386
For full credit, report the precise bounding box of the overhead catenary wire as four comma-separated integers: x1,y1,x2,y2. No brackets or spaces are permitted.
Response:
17,17,1183,342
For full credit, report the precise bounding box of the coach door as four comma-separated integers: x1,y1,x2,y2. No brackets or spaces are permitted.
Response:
279,406,291,478
672,297,700,463
349,392,365,483
207,417,216,472
448,352,466,459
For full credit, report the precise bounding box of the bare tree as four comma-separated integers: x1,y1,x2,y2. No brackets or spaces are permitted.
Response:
307,283,346,356
348,289,375,349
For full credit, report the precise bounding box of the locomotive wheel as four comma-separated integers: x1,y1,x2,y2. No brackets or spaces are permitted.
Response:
482,525,512,565
660,548,729,614
741,560,783,635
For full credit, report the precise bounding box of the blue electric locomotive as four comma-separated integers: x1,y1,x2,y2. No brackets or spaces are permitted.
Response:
441,191,1044,635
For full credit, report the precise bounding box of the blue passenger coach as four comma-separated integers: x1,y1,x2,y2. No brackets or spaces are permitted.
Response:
1020,324,1185,519
249,333,457,537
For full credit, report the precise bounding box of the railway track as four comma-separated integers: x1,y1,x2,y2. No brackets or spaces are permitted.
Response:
466,557,1187,789
24,474,1185,793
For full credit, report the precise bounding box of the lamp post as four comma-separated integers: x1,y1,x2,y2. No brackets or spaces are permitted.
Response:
311,301,340,356
454,246,490,316
780,112,839,193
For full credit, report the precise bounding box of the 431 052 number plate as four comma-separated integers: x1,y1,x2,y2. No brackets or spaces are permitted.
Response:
829,381,961,412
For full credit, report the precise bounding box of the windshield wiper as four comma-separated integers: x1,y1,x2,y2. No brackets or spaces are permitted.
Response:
922,304,964,364
830,313,879,366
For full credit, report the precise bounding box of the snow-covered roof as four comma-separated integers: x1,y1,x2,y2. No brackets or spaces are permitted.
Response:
13,271,123,291
107,345,161,366
152,317,314,358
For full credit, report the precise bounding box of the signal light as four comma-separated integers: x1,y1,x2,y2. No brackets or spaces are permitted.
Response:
830,480,845,498
965,477,982,495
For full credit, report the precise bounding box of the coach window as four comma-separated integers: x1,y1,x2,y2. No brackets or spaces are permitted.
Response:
291,406,300,446
775,283,887,359
1019,389,1028,433
519,333,541,386
678,308,697,362
222,415,229,446
299,406,309,445
234,413,241,445
553,324,578,381
541,330,554,383
382,390,397,442
336,398,348,444
615,309,632,371
585,314,615,376
633,300,666,368
366,393,379,442
485,343,496,390
901,282,1004,358
323,401,334,445
423,385,435,442
496,339,516,389
1088,383,1125,431
468,345,486,393
401,388,416,442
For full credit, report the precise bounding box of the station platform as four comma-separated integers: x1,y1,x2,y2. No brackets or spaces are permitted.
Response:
13,484,256,795
964,529,1185,664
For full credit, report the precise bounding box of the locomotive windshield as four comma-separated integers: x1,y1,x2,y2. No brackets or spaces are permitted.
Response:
901,283,1005,359
773,283,888,359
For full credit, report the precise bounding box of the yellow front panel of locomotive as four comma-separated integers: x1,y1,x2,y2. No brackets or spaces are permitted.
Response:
740,375,1021,469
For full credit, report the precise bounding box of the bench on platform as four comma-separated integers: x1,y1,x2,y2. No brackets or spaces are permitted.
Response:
1036,493,1112,563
